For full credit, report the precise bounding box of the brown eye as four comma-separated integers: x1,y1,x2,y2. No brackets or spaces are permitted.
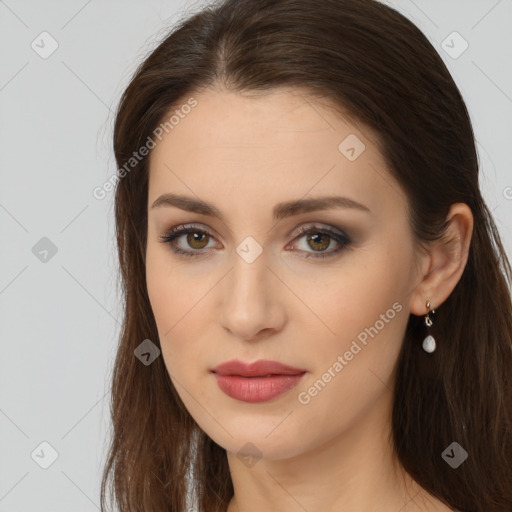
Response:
291,225,351,259
186,231,210,249
305,232,331,252
159,225,216,258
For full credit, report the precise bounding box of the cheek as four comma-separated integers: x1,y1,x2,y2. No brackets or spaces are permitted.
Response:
145,246,214,379
146,243,196,331
146,248,185,365
293,280,407,446
146,247,172,330
293,243,411,394
296,246,409,343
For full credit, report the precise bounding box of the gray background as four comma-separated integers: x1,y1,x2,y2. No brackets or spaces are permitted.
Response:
0,0,511,510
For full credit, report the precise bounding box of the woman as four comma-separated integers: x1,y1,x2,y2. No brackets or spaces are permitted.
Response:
101,0,512,511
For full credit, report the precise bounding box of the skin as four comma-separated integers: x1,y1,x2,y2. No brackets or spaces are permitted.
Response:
145,86,473,512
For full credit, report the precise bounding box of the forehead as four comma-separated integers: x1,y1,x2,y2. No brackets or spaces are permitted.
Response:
147,87,401,217
153,87,377,153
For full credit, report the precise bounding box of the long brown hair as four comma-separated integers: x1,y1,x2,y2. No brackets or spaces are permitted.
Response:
101,1,512,511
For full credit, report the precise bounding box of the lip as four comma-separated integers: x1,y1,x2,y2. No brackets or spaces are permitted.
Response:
211,359,307,403
211,359,306,377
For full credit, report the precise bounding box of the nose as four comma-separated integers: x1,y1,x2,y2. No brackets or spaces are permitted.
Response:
219,249,287,342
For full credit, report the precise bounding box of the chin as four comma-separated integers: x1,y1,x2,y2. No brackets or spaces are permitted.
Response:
200,418,308,462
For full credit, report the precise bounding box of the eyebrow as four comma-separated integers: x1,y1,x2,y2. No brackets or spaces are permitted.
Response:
150,193,371,222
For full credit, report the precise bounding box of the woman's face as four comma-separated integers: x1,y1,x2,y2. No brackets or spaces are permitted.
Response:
146,87,423,461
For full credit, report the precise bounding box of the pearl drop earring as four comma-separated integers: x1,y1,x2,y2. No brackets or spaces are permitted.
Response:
422,300,436,353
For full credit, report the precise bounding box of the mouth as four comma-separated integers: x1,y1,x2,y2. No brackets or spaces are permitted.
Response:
211,359,307,403
211,358,306,377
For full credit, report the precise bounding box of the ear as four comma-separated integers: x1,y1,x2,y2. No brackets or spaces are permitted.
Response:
409,203,474,316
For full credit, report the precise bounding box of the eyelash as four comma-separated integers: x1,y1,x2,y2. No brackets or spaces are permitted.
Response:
158,223,351,260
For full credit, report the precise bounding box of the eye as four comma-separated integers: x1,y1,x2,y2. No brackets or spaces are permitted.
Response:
288,224,351,259
159,223,351,259
159,224,216,258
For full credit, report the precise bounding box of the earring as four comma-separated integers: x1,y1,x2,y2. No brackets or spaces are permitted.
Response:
422,300,436,353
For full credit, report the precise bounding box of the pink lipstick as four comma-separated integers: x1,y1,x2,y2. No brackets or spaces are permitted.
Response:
211,359,306,403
